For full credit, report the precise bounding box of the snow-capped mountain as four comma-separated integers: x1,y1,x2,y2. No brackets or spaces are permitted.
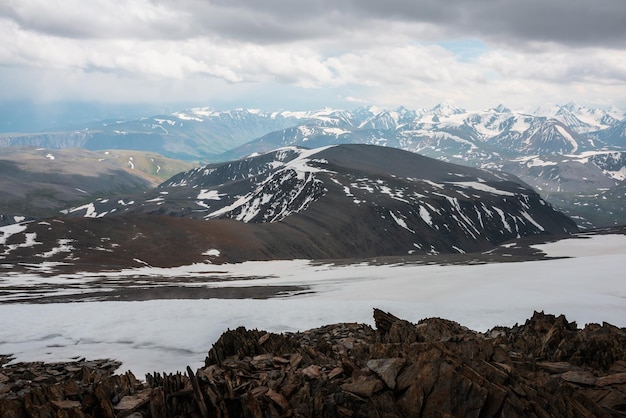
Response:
529,102,623,134
1,103,623,162
215,103,621,167
1,102,624,227
498,151,626,227
0,108,301,159
44,144,576,268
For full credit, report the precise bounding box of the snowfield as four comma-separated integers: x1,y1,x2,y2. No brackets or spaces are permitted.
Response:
0,234,625,378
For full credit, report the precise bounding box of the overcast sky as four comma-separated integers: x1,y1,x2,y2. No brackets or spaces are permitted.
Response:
1,0,626,111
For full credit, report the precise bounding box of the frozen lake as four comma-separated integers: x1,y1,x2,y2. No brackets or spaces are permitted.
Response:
1,233,625,378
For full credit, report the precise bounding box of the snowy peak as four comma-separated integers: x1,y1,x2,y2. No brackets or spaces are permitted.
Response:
493,104,512,114
528,102,624,134
224,103,603,165
2,102,624,162
429,103,467,116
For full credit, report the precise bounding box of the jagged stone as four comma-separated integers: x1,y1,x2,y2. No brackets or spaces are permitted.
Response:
366,358,405,389
2,310,626,417
50,399,81,410
341,376,384,397
561,370,597,386
301,365,322,379
537,361,577,373
595,372,626,387
266,388,290,410
113,388,151,412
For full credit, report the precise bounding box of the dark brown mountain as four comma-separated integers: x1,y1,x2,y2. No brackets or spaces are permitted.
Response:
0,144,577,272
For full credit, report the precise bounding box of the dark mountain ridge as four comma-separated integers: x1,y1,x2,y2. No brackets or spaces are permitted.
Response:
0,144,577,272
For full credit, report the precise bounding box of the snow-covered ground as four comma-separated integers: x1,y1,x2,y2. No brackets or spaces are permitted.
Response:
0,234,625,378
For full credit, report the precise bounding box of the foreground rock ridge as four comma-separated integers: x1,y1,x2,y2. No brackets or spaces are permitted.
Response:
2,310,626,417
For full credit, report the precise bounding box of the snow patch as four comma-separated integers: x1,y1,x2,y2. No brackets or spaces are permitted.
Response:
419,205,433,227
389,211,414,233
40,239,74,258
555,125,578,152
450,182,515,196
0,224,28,245
197,190,223,200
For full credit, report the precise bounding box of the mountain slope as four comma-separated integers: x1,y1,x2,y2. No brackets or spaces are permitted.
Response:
0,108,301,160
0,147,194,223
14,144,575,270
2,102,623,228
497,151,626,227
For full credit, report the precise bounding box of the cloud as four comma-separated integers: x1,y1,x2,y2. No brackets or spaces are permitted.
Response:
0,0,625,109
0,0,188,40
4,0,625,47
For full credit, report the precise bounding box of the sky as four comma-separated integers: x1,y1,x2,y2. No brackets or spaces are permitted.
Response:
1,0,626,112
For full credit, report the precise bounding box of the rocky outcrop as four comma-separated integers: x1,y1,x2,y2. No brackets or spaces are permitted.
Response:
2,310,626,417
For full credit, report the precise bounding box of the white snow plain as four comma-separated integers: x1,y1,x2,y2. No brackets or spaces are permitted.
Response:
0,234,625,378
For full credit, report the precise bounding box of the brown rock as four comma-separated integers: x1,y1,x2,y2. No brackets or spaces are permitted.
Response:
609,360,626,373
537,361,577,374
301,365,322,379
328,367,344,380
341,376,384,397
113,389,152,412
341,337,355,351
289,353,303,369
258,333,270,345
561,370,597,386
50,399,81,410
266,388,290,411
595,372,626,387
251,353,273,369
366,358,405,389
250,386,269,398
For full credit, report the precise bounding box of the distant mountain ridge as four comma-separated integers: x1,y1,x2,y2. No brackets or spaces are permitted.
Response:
222,103,623,163
1,103,623,161
1,102,625,227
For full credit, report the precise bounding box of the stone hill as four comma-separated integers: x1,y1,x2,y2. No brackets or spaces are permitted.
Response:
2,310,626,417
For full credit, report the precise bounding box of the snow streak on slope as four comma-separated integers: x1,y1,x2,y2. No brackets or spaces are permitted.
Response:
205,146,335,222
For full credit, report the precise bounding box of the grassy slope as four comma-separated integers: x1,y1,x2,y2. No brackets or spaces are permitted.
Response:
0,147,195,217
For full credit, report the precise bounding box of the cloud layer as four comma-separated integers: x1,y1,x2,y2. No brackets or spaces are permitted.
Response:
1,0,625,109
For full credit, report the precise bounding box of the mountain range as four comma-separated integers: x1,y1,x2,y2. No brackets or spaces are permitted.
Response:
1,102,624,228
1,144,577,271
2,103,623,161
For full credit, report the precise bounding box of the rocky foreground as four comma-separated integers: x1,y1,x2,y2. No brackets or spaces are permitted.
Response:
2,310,626,417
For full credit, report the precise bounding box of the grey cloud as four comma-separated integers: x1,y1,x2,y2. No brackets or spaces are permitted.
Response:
3,0,625,48
0,1,189,40
180,0,626,48
471,0,626,48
